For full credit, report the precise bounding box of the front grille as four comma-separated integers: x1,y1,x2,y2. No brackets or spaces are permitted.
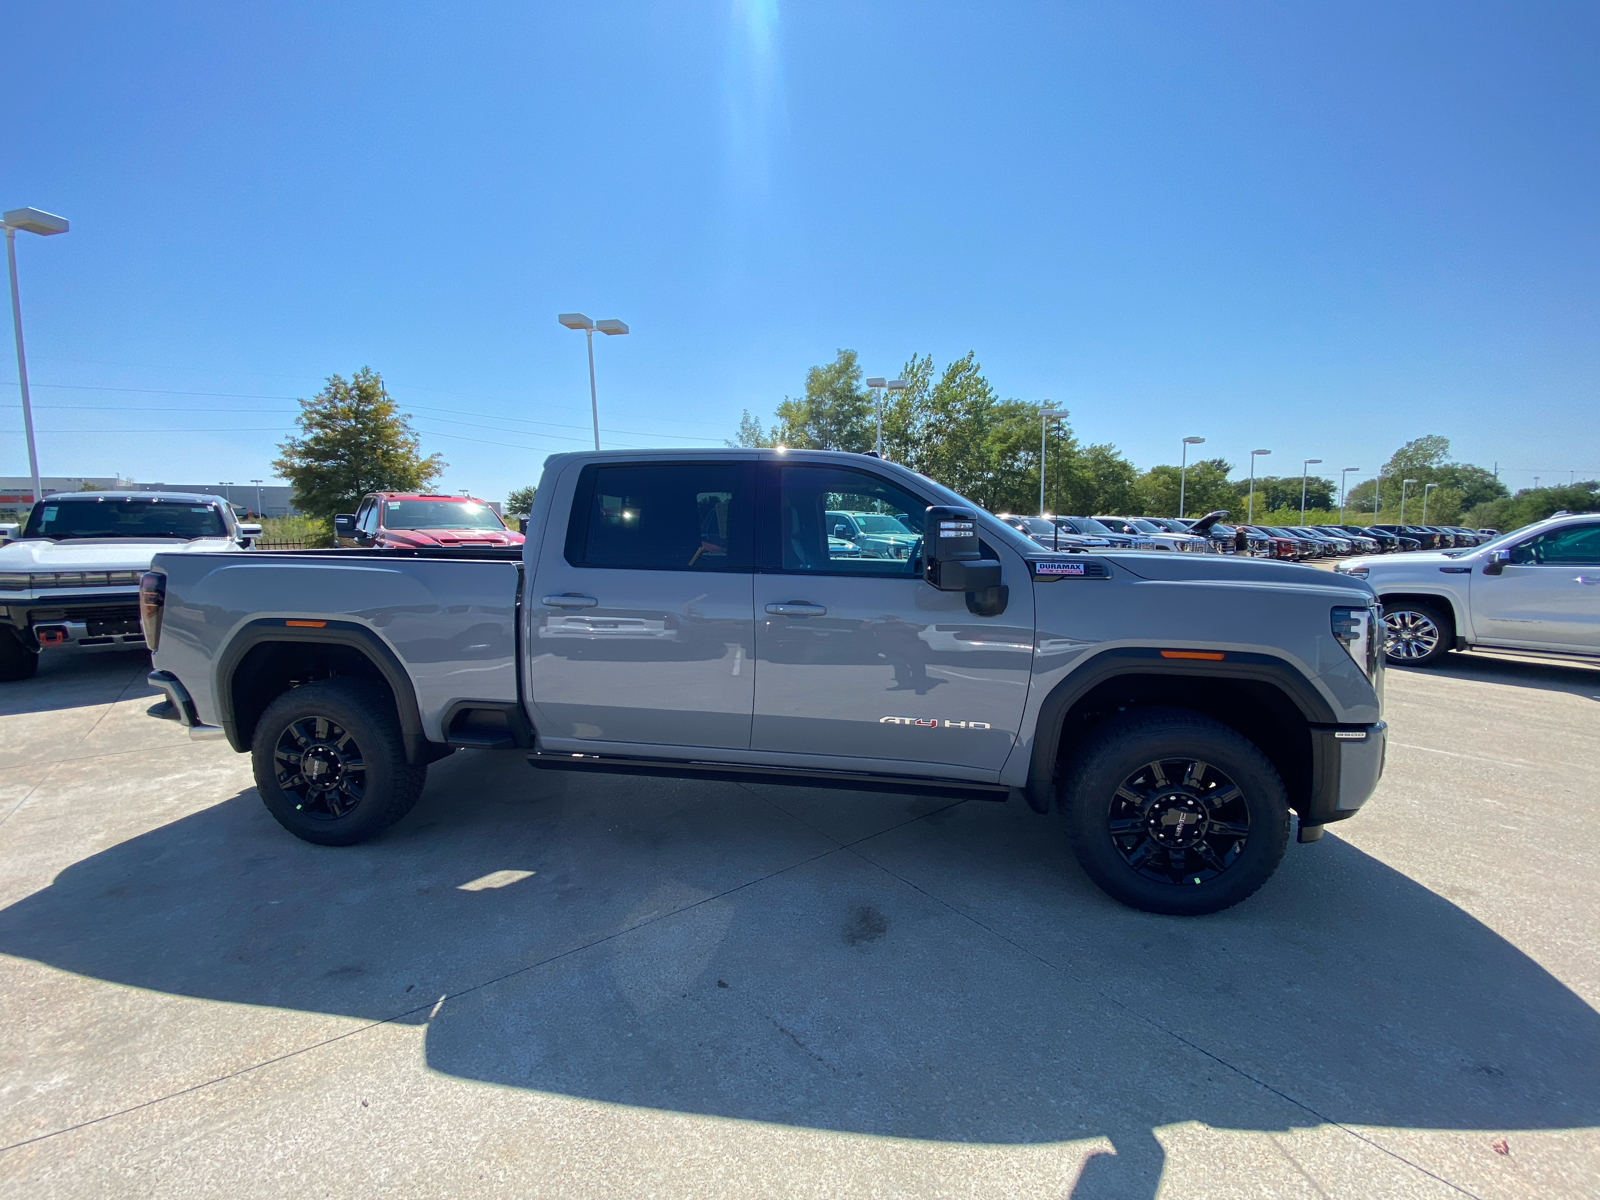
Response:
28,601,141,623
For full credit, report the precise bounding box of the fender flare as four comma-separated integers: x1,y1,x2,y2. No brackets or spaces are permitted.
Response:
215,618,429,763
1023,646,1336,811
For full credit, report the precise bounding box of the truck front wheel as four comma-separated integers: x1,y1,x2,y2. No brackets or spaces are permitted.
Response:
1059,708,1290,916
1380,599,1453,667
0,627,39,682
252,679,427,846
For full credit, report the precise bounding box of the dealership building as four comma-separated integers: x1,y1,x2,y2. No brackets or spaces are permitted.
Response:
0,477,298,518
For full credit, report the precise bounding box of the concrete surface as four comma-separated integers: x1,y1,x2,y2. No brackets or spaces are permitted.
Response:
0,644,1597,1198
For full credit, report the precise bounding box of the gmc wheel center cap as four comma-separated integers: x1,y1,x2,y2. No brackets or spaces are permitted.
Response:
1147,794,1208,848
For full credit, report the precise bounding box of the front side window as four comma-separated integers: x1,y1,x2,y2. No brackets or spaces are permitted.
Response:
779,466,926,576
356,501,378,536
1509,522,1600,566
24,498,227,540
568,462,753,571
382,500,505,531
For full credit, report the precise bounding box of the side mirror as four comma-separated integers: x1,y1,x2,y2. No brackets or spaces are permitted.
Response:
517,517,530,534
237,522,263,545
333,514,357,537
1483,549,1511,576
922,505,1002,592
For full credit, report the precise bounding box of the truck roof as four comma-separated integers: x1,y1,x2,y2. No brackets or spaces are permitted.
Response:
39,490,229,505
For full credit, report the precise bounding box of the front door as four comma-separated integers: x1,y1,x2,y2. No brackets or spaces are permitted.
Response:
527,460,757,751
752,462,1034,776
1471,521,1600,651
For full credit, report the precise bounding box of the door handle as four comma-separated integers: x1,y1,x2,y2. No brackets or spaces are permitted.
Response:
766,602,827,617
543,594,598,608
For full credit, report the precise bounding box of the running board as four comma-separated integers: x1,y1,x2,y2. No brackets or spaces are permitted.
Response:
526,750,1012,802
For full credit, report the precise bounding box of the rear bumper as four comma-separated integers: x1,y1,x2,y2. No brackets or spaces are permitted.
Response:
147,670,227,741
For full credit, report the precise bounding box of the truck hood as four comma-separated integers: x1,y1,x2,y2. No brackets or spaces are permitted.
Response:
383,529,523,547
0,537,240,570
1094,550,1376,597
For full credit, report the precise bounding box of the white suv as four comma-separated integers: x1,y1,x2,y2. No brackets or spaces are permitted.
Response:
1336,513,1600,665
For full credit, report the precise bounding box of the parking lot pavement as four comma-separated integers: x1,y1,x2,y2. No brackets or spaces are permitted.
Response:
0,649,1596,1198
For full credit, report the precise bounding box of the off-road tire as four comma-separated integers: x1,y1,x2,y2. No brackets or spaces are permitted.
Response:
252,679,427,846
1380,598,1453,667
1059,707,1290,916
0,628,39,682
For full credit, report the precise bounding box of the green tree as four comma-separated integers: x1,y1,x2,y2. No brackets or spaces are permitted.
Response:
1466,481,1599,532
274,368,444,520
1135,458,1238,519
729,409,776,448
1236,475,1335,515
1345,435,1508,517
505,485,538,515
772,350,875,450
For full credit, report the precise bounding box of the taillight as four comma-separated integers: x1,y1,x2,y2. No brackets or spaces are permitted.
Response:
139,571,166,651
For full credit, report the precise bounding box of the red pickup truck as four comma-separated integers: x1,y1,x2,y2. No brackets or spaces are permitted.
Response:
333,493,524,549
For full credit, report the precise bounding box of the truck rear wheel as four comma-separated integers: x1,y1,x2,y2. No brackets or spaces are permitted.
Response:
252,679,427,846
0,627,38,682
1059,708,1290,916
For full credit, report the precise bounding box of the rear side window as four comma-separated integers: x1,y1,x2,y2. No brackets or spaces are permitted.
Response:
566,462,754,571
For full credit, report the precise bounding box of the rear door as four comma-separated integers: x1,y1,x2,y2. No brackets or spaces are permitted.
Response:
751,461,1034,776
1470,521,1600,651
526,460,757,751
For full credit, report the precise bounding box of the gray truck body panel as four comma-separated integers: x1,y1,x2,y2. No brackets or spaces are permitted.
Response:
153,448,1383,814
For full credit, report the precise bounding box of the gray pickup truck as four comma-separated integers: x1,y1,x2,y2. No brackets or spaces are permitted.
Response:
144,449,1386,915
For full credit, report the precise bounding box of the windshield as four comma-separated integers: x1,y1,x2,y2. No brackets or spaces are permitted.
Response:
23,497,228,540
382,500,506,531
849,514,915,534
1066,517,1115,535
1127,518,1168,534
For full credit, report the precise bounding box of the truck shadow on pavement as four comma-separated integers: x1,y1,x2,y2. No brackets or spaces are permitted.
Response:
1,747,1597,1197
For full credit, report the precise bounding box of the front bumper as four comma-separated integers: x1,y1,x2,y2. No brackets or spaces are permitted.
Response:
3,593,144,649
1298,720,1387,840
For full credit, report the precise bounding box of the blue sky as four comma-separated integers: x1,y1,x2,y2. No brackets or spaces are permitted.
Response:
4,1,1597,503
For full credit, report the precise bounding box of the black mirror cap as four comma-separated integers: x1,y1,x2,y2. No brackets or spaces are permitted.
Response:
933,557,1002,592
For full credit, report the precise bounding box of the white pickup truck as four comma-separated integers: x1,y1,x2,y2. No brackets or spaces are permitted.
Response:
0,491,260,681
1337,512,1600,665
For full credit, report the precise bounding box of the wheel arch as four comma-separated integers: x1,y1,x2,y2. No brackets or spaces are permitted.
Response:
216,619,430,763
1375,589,1463,635
1024,648,1336,825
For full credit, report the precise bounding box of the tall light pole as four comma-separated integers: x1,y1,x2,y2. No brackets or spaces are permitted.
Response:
1040,405,1065,516
865,376,906,459
1374,473,1387,522
4,207,69,509
1178,436,1205,518
1299,458,1323,525
1247,448,1270,523
558,313,629,450
1422,481,1438,523
251,479,263,516
1400,478,1417,524
1338,467,1360,524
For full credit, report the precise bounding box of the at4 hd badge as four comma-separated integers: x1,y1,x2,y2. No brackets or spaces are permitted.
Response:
880,716,993,730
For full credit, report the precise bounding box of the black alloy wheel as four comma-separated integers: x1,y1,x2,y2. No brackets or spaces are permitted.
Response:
252,678,428,845
1107,756,1250,886
1060,708,1290,915
1381,601,1452,667
273,715,367,819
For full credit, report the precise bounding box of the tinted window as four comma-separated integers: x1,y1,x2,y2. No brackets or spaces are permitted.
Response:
569,462,753,570
779,466,926,576
24,498,227,540
1509,522,1600,566
356,501,378,536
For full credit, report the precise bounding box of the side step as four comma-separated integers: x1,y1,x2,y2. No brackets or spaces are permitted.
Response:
526,750,1012,802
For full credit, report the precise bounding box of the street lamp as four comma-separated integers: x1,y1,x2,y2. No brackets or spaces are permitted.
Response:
865,377,906,459
251,479,263,517
3,207,69,509
1178,436,1205,518
558,313,629,450
1399,478,1418,524
1338,467,1360,524
1374,473,1387,522
1299,459,1323,525
1422,482,1439,523
1040,405,1066,516
1247,448,1270,523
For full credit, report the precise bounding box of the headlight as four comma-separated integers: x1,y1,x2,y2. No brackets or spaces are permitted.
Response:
0,570,143,590
1331,605,1381,680
0,572,30,590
